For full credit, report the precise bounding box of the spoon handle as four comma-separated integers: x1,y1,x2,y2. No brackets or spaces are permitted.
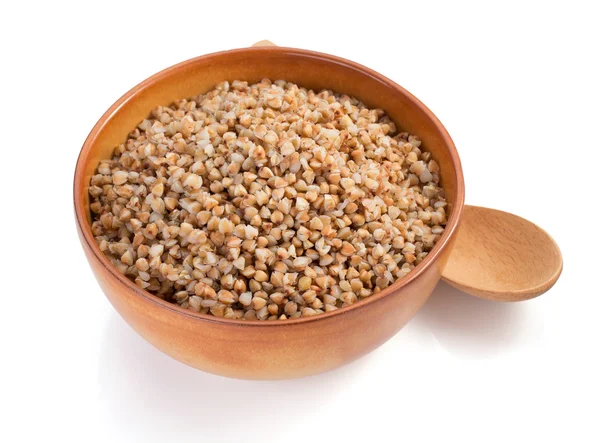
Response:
441,205,562,302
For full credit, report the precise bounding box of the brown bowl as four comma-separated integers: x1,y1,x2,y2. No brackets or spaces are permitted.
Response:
74,45,465,379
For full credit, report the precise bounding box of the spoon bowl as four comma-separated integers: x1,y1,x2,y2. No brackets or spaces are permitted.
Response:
441,205,562,301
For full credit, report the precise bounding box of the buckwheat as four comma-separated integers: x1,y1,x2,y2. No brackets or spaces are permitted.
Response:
90,79,447,320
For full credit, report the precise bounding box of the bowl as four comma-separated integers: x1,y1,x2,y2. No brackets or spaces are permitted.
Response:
74,44,465,379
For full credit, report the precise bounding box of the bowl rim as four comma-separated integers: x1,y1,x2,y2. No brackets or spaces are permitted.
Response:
74,45,465,327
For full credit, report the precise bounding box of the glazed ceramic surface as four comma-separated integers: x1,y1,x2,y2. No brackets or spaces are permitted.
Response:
74,46,465,379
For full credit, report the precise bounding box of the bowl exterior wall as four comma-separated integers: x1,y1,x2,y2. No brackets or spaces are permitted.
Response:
75,47,464,379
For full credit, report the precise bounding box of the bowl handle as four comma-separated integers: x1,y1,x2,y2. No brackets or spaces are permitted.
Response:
252,40,276,47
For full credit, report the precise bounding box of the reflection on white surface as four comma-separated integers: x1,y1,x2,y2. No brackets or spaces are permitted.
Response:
412,281,535,358
99,314,374,440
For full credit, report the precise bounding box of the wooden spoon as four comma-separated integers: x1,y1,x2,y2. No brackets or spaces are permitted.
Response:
251,41,562,302
441,206,562,301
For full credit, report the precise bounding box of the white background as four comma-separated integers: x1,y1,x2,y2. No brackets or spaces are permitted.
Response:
2,1,598,442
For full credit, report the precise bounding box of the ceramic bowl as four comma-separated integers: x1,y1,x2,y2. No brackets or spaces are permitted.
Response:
74,45,465,379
